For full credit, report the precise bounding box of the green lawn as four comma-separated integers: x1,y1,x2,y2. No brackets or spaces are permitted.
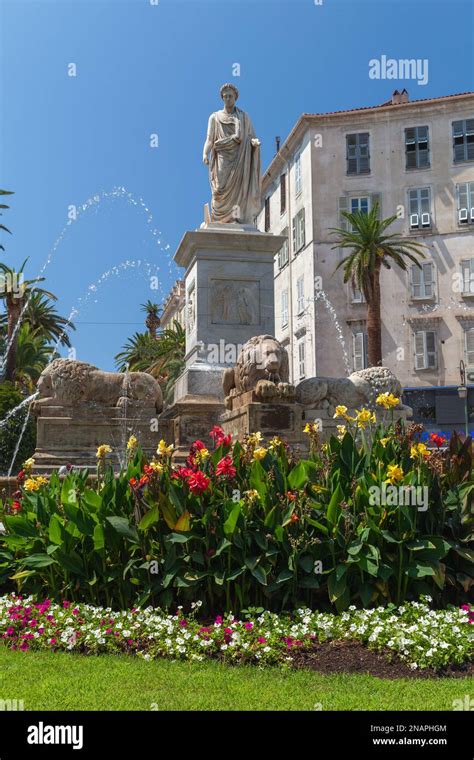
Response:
0,648,470,710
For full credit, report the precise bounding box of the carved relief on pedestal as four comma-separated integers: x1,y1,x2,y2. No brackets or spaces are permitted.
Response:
210,279,259,325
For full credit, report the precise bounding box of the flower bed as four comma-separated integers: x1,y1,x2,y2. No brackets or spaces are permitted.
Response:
1,406,472,613
1,594,472,673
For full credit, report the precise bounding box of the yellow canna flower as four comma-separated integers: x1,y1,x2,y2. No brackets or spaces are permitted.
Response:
410,442,429,460
336,424,347,439
24,478,39,492
148,460,164,474
333,405,348,419
311,484,326,494
194,447,210,463
243,489,260,503
376,392,400,410
127,435,138,452
35,476,49,487
23,457,35,473
379,437,390,448
268,436,282,450
385,464,404,484
157,439,174,458
247,432,263,447
355,408,376,429
253,447,268,461
96,444,112,459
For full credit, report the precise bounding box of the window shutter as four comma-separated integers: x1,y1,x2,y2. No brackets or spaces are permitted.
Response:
353,332,364,371
414,331,426,370
339,196,348,230
466,329,474,366
426,331,436,368
280,174,286,214
292,216,297,253
371,193,381,217
458,183,468,211
300,207,306,249
411,264,421,297
423,263,433,297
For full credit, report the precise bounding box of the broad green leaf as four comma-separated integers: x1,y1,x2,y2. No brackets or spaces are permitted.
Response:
139,505,159,531
223,502,241,537
106,516,138,543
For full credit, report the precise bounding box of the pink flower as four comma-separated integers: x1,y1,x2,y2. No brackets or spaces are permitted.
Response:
258,636,266,644
244,622,253,630
179,619,188,627
6,627,14,636
62,601,71,608
214,616,223,626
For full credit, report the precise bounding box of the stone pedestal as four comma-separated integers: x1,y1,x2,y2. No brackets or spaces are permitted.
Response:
160,224,286,459
220,390,308,452
33,404,159,473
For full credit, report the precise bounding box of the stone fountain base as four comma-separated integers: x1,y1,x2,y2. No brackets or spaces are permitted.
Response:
32,404,159,473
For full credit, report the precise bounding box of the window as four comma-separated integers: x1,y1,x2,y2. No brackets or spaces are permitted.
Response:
298,340,306,378
414,330,437,370
264,197,270,232
280,174,287,214
339,194,380,230
292,207,306,253
466,329,474,366
405,126,429,169
295,153,302,196
350,196,370,230
408,187,431,229
277,228,289,269
452,119,474,163
346,133,370,175
461,259,474,295
350,280,365,303
353,331,368,371
410,262,435,299
281,289,288,328
296,276,305,314
456,182,474,224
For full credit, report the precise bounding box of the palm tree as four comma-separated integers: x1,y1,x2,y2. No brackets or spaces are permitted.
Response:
115,332,159,372
0,290,76,348
0,259,57,382
141,300,163,339
115,320,185,402
330,204,426,367
13,323,57,392
0,190,14,252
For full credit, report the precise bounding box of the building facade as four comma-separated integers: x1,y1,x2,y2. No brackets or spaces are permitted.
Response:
257,90,474,431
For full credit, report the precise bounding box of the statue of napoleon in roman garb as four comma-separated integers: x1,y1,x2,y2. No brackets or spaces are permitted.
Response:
203,84,261,224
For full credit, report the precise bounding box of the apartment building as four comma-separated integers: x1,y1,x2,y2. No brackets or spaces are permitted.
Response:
257,90,474,430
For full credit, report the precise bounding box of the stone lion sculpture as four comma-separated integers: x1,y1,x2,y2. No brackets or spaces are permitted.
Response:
222,335,295,405
296,366,410,414
32,359,163,413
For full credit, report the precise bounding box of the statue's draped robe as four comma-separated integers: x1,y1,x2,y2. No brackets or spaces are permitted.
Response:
206,107,261,224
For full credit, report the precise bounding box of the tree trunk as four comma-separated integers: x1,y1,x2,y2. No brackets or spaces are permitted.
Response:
5,294,23,383
367,265,383,366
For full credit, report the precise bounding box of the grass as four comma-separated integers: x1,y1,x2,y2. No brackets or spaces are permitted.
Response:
0,647,471,711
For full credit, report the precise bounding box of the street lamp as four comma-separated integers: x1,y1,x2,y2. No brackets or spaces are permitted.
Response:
457,360,469,438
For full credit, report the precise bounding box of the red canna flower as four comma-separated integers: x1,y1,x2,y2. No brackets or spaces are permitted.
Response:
11,501,22,513
187,470,210,494
290,512,299,523
286,491,297,502
209,426,232,447
215,455,236,479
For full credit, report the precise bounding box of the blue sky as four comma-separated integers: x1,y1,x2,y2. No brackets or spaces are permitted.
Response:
1,0,473,370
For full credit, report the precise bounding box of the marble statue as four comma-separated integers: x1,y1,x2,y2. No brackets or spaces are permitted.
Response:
203,83,261,224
